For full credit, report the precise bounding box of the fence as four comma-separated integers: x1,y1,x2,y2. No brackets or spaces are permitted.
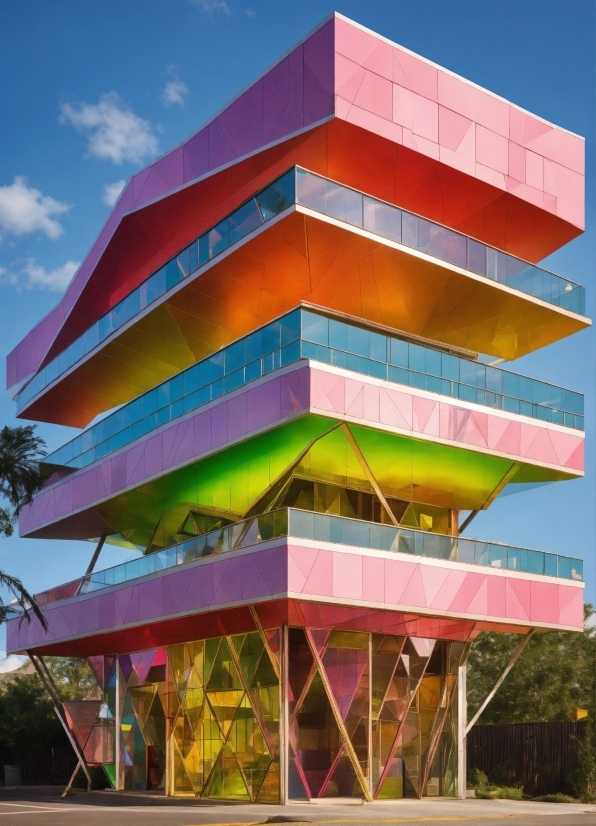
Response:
467,720,587,796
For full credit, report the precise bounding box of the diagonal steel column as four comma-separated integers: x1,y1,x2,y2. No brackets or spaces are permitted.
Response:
341,423,399,527
303,626,373,802
28,652,93,794
465,629,534,735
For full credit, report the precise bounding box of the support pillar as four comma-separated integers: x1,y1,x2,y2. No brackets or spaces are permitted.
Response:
457,662,467,800
115,658,121,790
280,624,289,805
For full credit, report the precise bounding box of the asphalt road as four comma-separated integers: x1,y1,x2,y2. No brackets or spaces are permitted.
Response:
0,793,595,826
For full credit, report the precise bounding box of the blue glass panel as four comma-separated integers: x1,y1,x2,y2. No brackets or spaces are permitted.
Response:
429,224,467,268
256,168,295,216
468,239,486,275
228,199,263,245
302,310,328,345
390,338,408,368
362,196,401,243
208,219,228,258
329,319,347,352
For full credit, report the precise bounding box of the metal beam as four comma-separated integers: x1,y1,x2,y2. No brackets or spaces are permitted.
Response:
465,630,534,735
341,423,399,528
303,626,373,802
28,652,93,794
458,510,478,535
85,533,108,576
457,662,467,799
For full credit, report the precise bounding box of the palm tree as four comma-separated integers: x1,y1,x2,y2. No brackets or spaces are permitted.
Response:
0,425,48,629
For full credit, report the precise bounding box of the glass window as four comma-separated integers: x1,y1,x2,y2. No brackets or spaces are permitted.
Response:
228,199,262,245
409,343,425,374
369,331,387,362
424,347,441,378
429,224,466,268
188,240,198,273
301,311,328,345
256,168,295,218
198,234,209,266
199,352,224,385
295,169,326,213
363,197,401,243
112,289,140,329
441,353,459,382
326,181,362,226
225,338,246,374
415,217,430,253
280,309,301,345
184,365,201,395
177,246,190,277
402,212,417,249
208,218,228,259
169,373,185,402
329,319,347,352
83,323,99,355
346,324,369,358
145,267,167,305
468,239,486,275
261,321,280,354
390,338,408,368
166,258,183,290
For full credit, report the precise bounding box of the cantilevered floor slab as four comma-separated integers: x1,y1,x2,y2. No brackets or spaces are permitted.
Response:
21,362,583,546
19,206,590,427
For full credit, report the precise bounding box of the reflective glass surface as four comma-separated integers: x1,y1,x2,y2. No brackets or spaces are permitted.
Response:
296,170,585,315
35,509,582,607
17,168,585,412
43,309,583,473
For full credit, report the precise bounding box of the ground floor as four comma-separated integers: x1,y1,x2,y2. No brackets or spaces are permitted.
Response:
75,617,469,801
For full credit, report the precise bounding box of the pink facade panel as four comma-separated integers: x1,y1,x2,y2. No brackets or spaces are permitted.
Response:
20,363,583,539
334,16,584,228
6,539,583,654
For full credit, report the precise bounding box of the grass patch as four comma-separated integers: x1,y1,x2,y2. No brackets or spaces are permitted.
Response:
476,785,523,800
533,793,576,803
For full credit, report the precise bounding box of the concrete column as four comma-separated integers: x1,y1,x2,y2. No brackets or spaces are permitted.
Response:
457,663,467,799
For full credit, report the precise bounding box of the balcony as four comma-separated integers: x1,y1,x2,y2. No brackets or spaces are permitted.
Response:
42,308,584,474
33,508,582,610
17,168,589,425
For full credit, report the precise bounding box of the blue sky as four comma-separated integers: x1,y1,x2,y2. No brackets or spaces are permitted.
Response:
0,0,593,666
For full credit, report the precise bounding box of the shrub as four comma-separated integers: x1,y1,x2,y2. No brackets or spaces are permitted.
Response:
476,785,522,800
468,768,488,789
534,793,575,803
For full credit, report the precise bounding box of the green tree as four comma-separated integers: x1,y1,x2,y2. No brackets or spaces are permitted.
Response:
45,657,99,701
0,675,64,764
467,605,596,724
0,424,48,628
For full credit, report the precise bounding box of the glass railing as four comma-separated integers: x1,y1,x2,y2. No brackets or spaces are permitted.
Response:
33,508,583,607
295,169,585,315
17,168,586,413
15,169,296,412
42,308,584,473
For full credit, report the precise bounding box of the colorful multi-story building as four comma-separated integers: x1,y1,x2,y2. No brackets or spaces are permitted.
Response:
5,13,589,801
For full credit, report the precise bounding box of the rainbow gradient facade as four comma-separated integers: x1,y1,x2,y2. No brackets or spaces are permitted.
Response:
6,14,589,800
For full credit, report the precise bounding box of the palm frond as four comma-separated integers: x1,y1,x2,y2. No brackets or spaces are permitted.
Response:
0,570,48,631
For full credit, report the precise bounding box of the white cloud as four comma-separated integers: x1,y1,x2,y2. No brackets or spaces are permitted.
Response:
103,179,126,207
161,78,189,108
59,92,159,165
244,7,256,17
0,653,27,673
191,0,230,15
0,176,69,240
0,258,79,292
